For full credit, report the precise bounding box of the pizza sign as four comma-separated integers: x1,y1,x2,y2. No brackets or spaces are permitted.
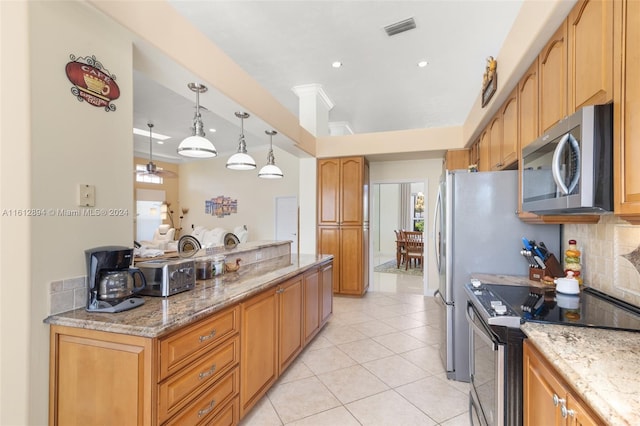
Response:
66,54,119,111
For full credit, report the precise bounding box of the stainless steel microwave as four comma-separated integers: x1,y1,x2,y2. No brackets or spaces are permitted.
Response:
521,104,613,215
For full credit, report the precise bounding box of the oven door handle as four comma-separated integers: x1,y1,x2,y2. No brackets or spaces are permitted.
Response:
466,302,497,350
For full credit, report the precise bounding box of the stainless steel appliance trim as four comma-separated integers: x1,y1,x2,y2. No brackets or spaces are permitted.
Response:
468,301,506,426
496,344,505,426
433,184,442,273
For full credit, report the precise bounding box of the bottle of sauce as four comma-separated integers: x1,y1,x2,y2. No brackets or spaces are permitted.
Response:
564,239,582,284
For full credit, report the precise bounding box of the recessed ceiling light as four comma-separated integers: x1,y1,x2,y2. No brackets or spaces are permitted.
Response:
417,60,428,68
133,127,171,140
209,128,217,133
332,61,342,68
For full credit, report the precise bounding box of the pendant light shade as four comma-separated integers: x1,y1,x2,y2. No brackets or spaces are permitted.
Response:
258,130,284,179
226,112,256,170
177,83,217,158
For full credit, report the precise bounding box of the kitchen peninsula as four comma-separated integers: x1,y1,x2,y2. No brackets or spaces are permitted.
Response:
45,244,333,425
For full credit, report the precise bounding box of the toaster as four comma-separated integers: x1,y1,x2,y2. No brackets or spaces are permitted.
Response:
136,258,195,297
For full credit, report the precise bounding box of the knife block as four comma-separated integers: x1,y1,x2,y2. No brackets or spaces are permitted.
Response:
529,254,564,281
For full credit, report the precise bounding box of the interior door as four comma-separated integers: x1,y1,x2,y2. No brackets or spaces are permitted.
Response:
276,196,298,253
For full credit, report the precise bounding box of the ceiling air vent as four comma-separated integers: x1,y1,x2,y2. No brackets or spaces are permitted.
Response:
384,17,416,37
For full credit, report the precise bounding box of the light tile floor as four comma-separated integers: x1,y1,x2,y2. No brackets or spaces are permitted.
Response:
240,256,471,426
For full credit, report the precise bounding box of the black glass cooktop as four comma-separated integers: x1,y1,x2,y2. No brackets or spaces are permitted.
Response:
484,284,640,332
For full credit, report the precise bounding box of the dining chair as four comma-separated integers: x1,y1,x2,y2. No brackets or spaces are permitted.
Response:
394,230,406,268
403,231,424,270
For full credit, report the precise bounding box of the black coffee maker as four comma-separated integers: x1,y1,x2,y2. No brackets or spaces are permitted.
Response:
86,246,146,313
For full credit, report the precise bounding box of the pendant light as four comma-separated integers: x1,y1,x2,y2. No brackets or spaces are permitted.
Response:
258,130,284,179
226,112,256,170
138,123,177,178
177,83,217,158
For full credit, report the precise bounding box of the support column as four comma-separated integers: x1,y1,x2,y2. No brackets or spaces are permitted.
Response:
291,83,334,137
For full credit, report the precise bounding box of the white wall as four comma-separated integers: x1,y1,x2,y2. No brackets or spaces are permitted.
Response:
375,184,400,255
179,145,300,241
1,2,134,424
370,158,443,295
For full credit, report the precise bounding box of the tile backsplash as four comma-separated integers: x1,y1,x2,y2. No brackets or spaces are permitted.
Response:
565,214,640,307
50,276,87,315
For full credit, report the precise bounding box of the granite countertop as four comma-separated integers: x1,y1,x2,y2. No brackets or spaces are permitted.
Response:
471,273,550,288
45,253,332,339
522,323,640,426
473,273,640,425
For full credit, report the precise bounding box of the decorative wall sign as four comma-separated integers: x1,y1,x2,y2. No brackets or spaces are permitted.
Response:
481,56,497,108
66,54,120,111
205,196,238,218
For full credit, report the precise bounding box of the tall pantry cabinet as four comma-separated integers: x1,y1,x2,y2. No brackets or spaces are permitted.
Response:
317,157,369,296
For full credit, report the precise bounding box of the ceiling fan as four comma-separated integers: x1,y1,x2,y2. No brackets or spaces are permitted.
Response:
137,123,177,179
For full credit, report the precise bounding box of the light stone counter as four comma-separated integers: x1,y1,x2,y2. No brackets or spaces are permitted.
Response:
522,323,640,426
471,273,551,288
45,253,332,338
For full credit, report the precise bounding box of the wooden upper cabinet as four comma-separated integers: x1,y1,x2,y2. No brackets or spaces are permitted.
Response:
614,0,640,221
488,115,502,171
317,157,364,226
519,59,539,149
317,158,340,225
500,87,519,169
539,21,568,133
340,157,364,225
568,0,614,112
478,129,491,172
469,139,480,168
445,149,470,171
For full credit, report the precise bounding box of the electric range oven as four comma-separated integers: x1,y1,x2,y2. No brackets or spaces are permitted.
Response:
464,280,640,426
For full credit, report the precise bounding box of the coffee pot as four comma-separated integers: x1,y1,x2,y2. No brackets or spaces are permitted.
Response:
86,246,146,313
98,269,145,300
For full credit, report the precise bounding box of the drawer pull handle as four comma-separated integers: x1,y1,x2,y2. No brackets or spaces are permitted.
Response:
199,329,217,342
198,364,217,380
276,288,285,294
198,399,216,418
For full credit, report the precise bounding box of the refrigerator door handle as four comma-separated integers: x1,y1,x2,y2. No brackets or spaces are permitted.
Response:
433,185,442,272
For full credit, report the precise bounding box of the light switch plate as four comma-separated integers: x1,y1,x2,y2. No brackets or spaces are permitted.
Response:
77,184,95,207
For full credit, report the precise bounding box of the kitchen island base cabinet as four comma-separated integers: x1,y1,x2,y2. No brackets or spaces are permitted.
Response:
49,326,154,426
48,258,333,426
523,340,603,426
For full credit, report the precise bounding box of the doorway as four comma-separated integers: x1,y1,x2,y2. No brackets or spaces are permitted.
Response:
371,181,428,295
275,196,298,253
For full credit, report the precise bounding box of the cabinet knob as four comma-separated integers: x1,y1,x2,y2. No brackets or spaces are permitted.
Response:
553,394,565,407
561,404,575,418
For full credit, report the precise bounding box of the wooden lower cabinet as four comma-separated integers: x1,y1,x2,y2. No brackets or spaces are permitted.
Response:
49,326,154,426
318,225,366,295
523,340,603,426
278,276,304,373
304,268,321,343
49,261,333,426
239,288,278,417
240,261,333,418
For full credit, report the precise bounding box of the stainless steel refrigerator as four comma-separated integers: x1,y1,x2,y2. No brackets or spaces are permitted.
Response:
433,170,560,382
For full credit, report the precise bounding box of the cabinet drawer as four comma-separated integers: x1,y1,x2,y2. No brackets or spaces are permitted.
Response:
160,306,239,379
203,396,239,426
159,336,239,423
164,367,239,426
